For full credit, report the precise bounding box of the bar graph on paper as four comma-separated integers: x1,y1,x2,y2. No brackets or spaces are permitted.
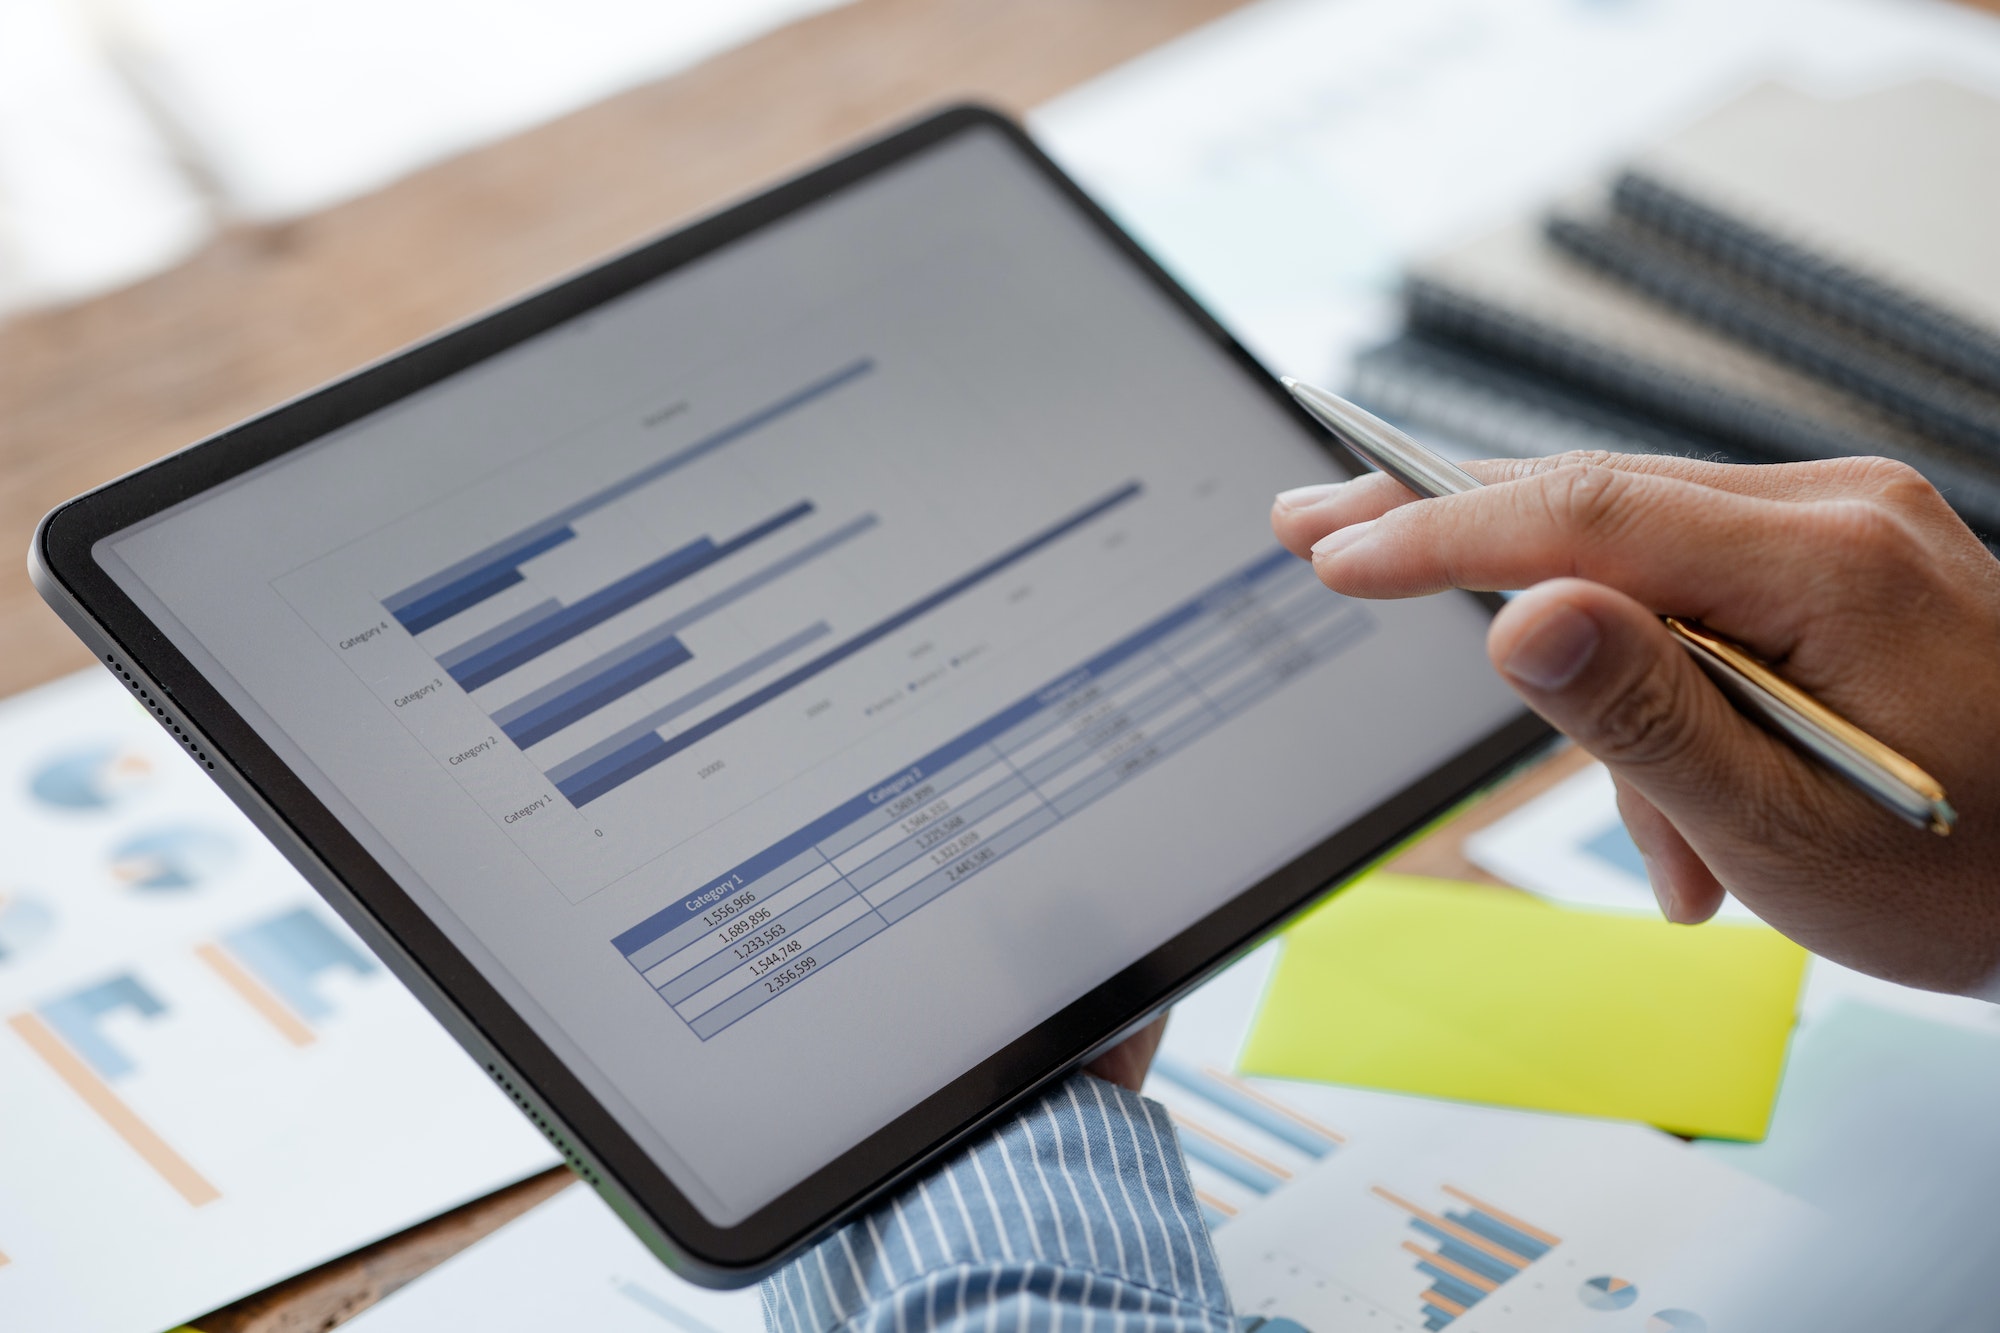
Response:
1217,1176,1565,1333
1144,1054,1346,1227
1373,1185,1560,1329
7,907,382,1207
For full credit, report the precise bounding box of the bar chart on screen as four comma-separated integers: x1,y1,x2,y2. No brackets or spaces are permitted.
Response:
273,343,1339,913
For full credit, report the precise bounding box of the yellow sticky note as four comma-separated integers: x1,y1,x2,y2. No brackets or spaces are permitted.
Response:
1241,874,1807,1140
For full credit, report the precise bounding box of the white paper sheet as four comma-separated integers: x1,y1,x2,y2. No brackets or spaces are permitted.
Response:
93,0,853,219
0,669,557,1333
1031,0,2000,382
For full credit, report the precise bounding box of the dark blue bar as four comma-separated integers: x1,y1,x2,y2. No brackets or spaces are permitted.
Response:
391,526,575,632
567,482,1141,806
1150,1055,1340,1158
1417,1226,1521,1283
450,501,813,691
1451,1210,1551,1262
1176,1132,1284,1194
1414,1267,1487,1311
382,358,873,617
501,637,694,748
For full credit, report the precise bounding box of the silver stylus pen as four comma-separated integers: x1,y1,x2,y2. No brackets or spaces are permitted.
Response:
1281,375,1956,836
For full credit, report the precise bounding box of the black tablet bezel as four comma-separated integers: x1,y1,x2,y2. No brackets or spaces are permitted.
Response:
33,104,1555,1284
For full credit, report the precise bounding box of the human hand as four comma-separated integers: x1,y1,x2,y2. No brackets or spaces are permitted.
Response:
1272,452,2000,994
1083,1014,1168,1093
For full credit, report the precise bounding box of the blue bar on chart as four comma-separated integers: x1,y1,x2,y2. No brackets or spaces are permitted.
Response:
612,546,1375,1040
1149,1053,1346,1228
10,975,222,1205
222,908,377,1023
383,358,874,635
1373,1185,1560,1329
548,624,834,779
494,627,695,749
489,513,879,752
37,974,167,1079
446,501,815,692
557,482,1144,806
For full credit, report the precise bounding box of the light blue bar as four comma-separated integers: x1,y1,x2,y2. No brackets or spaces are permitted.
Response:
1151,1054,1340,1158
38,974,165,1080
546,622,832,786
492,619,688,729
438,599,563,670
1176,1131,1283,1195
386,358,873,611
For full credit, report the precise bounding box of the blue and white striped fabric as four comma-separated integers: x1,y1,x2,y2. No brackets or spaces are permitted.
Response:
762,1074,1233,1333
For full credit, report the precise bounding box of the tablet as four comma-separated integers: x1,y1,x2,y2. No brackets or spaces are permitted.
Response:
32,107,1549,1283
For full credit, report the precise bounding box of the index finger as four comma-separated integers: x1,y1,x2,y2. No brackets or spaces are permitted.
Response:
1271,450,1953,560
1310,460,1855,646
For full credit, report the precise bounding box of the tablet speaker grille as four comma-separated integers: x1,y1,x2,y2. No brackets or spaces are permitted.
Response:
104,654,216,771
486,1063,603,1188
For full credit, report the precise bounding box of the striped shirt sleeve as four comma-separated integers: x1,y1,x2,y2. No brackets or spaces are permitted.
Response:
762,1073,1233,1333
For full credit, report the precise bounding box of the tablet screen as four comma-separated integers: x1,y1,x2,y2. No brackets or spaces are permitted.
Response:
94,126,1520,1224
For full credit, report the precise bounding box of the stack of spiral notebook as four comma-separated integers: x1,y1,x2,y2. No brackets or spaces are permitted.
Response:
1348,79,2000,539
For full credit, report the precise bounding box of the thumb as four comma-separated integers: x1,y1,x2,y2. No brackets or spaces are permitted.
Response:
1485,578,1798,859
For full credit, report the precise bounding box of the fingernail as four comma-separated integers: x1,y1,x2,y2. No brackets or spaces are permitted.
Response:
1499,604,1600,691
1642,853,1680,922
1275,483,1340,510
1311,519,1376,558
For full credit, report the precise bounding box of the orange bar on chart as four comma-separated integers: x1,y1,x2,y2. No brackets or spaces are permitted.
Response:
1370,1188,1532,1266
196,942,316,1047
1440,1185,1562,1247
8,1012,221,1207
1401,1241,1498,1293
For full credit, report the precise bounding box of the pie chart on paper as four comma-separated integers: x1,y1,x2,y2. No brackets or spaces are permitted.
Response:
1647,1313,1706,1333
1579,1276,1639,1311
110,826,236,891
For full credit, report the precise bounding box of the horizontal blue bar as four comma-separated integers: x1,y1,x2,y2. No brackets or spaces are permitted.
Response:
382,358,873,615
493,620,684,730
1150,1055,1338,1158
1415,1267,1487,1311
448,537,711,689
1176,1130,1283,1194
1451,1209,1551,1262
391,526,574,633
571,483,1142,808
552,622,833,790
451,501,813,691
1418,1227,1522,1283
40,975,166,1080
500,635,694,748
438,598,562,671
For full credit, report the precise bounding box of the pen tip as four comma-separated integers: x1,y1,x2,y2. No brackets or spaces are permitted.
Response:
1279,375,1302,392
